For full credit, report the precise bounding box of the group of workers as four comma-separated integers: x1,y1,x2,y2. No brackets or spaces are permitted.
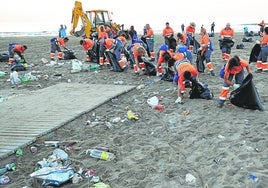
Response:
6,20,268,109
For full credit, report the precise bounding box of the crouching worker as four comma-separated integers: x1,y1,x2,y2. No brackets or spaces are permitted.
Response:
156,44,173,76
99,38,127,69
50,37,69,60
80,38,96,62
131,43,148,74
168,59,198,104
8,44,27,65
218,55,251,108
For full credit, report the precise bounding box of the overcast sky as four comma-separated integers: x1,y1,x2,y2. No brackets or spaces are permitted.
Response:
0,0,266,33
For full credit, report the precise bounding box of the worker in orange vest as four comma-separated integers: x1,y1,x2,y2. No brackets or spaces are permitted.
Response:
218,55,251,108
185,22,196,51
131,43,148,74
98,25,109,65
219,23,235,61
155,44,173,76
168,59,198,104
100,37,127,69
8,44,27,65
258,20,265,34
50,37,69,60
162,22,175,51
143,24,155,60
80,38,96,62
176,32,188,46
198,28,215,76
256,26,268,73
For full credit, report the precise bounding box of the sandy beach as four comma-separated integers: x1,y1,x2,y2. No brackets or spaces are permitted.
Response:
0,32,268,188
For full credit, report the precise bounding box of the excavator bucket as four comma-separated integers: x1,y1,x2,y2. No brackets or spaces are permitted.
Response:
74,27,85,37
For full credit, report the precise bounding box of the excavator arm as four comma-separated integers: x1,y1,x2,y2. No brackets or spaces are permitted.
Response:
70,1,92,38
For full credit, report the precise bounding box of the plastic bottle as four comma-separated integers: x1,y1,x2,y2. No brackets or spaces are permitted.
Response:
89,64,99,70
5,163,16,171
88,149,115,161
0,71,6,78
0,175,10,185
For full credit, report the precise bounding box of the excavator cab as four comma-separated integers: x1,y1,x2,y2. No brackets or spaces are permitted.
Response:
86,10,111,29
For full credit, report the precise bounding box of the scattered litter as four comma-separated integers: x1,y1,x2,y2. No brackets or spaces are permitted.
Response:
147,96,159,107
127,110,139,120
185,173,196,184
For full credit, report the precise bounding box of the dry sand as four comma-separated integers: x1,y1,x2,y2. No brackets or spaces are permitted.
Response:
0,32,268,188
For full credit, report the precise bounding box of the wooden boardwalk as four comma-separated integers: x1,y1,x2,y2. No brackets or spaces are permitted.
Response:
0,83,135,159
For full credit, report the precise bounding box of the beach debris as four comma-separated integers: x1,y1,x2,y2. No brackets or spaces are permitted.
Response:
185,173,196,184
168,118,177,125
144,80,153,86
0,167,7,176
113,80,124,85
127,110,139,120
5,163,16,171
153,104,165,111
86,148,115,161
30,146,38,154
111,117,121,123
0,71,6,78
92,182,110,188
44,140,77,148
0,175,10,185
71,173,83,184
217,135,225,139
249,174,259,182
84,169,95,178
147,96,159,107
30,166,75,186
213,158,221,164
10,71,21,85
136,84,145,90
71,59,83,73
181,110,191,115
105,121,113,129
89,64,100,71
46,60,57,66
91,176,100,183
16,148,23,156
30,148,75,186
41,58,49,64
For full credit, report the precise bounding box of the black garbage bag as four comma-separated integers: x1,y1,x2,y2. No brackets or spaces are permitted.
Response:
11,61,26,71
196,51,205,73
143,58,156,76
189,81,213,100
249,44,261,64
219,38,235,49
229,73,264,111
168,37,177,52
193,38,201,54
0,53,9,62
63,49,76,60
105,51,124,72
161,67,174,82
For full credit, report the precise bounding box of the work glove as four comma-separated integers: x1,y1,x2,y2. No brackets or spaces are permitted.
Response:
233,84,240,90
175,96,183,104
127,110,139,120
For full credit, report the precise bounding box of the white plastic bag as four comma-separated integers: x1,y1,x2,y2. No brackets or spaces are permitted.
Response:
10,71,21,85
147,96,159,107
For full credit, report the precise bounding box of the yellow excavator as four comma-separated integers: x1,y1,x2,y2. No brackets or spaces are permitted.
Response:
70,1,125,38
